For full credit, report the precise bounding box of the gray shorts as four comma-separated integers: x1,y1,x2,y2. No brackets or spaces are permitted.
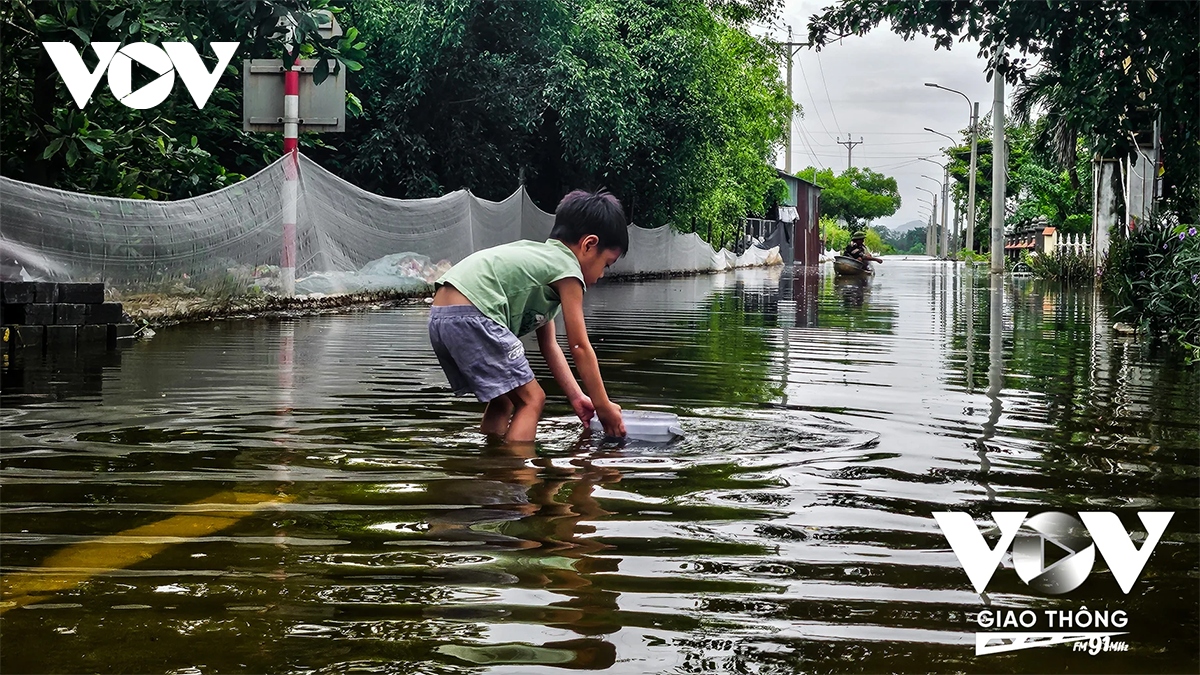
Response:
428,304,535,402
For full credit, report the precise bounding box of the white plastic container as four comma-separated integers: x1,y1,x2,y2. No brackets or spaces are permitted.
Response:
590,410,684,442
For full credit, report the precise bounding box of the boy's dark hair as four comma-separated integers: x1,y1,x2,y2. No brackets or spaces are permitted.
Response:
550,189,628,255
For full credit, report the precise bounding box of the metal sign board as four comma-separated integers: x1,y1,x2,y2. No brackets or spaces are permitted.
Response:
243,59,346,133
315,10,344,39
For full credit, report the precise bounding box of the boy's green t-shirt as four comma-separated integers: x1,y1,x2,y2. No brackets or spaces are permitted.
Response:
437,239,585,336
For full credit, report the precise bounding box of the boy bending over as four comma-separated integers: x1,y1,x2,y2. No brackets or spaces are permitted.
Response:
429,189,628,442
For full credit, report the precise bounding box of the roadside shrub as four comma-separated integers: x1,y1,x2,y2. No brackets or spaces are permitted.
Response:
820,217,895,255
1102,219,1200,361
1023,250,1093,283
864,229,895,255
956,248,988,263
821,216,849,251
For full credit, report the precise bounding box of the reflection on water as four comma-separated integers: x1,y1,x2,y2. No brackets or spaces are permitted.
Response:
1,260,1197,674
977,275,1004,503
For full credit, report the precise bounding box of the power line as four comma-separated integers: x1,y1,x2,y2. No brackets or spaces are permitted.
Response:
789,130,965,136
795,123,826,171
872,158,931,171
809,151,947,157
793,50,837,142
792,151,945,162
814,50,842,132
844,140,952,147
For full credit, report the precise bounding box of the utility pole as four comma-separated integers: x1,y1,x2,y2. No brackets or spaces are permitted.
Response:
247,11,344,296
922,174,945,257
967,102,979,253
780,26,810,175
280,32,300,296
916,186,938,257
990,72,1006,274
920,153,952,258
940,176,949,258
837,134,864,170
926,193,936,258
953,200,961,253
927,211,935,255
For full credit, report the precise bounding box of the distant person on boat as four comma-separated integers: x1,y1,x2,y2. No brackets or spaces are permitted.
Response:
844,231,883,266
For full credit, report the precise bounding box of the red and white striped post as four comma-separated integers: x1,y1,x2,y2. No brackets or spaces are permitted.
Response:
280,50,300,296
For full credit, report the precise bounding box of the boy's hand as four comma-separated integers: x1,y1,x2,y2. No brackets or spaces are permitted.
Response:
596,402,625,437
570,394,595,424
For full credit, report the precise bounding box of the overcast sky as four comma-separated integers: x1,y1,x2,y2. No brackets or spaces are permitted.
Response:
755,0,999,231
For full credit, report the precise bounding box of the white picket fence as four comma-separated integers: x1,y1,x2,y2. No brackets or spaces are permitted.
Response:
1056,232,1090,256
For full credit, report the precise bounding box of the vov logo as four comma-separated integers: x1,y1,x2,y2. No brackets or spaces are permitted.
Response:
934,511,1173,594
43,42,240,110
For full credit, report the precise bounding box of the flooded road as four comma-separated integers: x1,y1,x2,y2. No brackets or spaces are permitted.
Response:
2,259,1197,674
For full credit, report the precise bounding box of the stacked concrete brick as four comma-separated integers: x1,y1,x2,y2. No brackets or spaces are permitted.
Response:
1,282,137,353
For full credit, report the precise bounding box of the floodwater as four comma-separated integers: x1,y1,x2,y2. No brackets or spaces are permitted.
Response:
1,259,1197,674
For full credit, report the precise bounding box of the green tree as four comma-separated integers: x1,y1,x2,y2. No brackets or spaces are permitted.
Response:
806,0,1200,221
1007,158,1091,234
1,0,364,198
875,225,924,254
317,0,563,199
863,228,893,255
796,166,900,230
2,0,791,247
1012,70,1084,193
532,0,792,239
941,117,1091,246
820,214,849,251
318,0,791,242
940,116,1020,248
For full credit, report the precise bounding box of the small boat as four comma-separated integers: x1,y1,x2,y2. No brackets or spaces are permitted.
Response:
833,255,873,277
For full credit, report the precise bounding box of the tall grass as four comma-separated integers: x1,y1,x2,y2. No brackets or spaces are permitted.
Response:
1023,250,1094,283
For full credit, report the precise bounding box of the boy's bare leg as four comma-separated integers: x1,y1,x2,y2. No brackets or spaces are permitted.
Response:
504,380,546,442
481,396,514,437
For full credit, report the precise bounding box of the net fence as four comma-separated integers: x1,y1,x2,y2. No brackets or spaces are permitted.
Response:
0,153,780,298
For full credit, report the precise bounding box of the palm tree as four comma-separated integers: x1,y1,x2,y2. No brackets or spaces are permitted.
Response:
1011,69,1084,194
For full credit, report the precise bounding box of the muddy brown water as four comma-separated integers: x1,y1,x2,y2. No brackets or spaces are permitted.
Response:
2,260,1197,674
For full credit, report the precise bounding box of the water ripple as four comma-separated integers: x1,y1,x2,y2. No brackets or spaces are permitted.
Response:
1,264,1196,674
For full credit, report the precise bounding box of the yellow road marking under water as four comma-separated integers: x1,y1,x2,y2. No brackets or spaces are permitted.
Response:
0,490,286,614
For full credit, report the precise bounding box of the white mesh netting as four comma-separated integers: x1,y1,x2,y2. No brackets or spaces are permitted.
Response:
0,153,779,297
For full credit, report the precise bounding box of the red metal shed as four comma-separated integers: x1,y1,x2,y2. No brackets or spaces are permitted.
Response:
776,170,822,267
